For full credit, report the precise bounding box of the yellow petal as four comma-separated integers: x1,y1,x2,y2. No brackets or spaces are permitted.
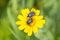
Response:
33,16,43,20
33,27,38,33
18,26,26,30
39,16,43,19
16,21,26,25
38,24,44,28
33,16,45,28
36,23,44,28
27,28,32,36
31,8,40,15
16,21,22,25
39,20,45,24
35,10,40,15
31,8,36,12
24,26,30,33
21,8,30,17
35,20,45,28
17,15,26,21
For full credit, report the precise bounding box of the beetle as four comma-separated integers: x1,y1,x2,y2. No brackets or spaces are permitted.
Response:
27,12,35,24
28,12,35,17
27,18,32,24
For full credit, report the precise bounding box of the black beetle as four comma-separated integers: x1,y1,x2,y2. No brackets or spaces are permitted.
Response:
27,18,32,24
28,12,35,17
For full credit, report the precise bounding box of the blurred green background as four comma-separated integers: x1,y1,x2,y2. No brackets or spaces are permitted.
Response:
0,0,60,40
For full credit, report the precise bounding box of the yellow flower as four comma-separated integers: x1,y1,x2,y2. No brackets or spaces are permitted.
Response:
16,8,45,36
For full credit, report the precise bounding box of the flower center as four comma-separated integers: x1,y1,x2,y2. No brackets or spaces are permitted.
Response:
27,12,35,17
27,17,35,26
